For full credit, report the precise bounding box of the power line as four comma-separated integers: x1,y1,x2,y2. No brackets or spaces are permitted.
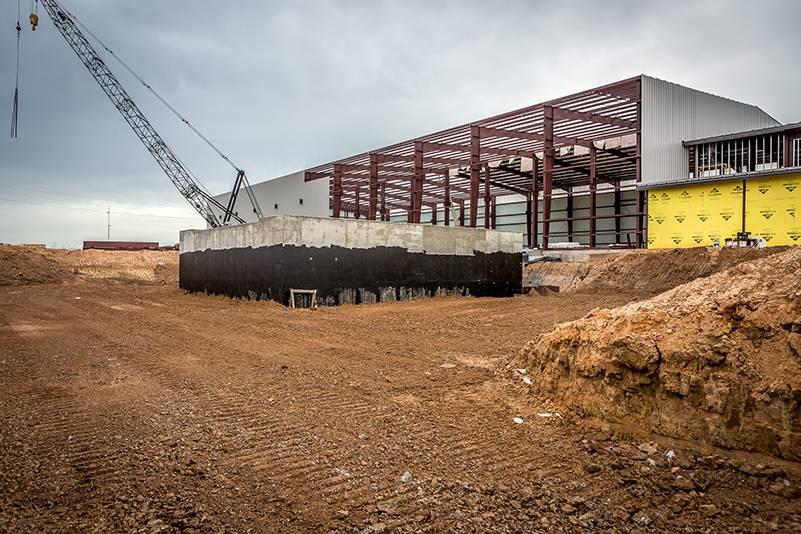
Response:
0,187,199,219
61,1,242,174
0,174,198,207
0,194,202,221
0,179,196,211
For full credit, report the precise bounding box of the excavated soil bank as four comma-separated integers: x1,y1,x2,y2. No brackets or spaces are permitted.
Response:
515,247,801,460
525,246,786,295
0,246,74,286
0,246,178,285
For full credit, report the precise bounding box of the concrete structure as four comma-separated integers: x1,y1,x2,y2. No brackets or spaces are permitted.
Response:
180,215,523,306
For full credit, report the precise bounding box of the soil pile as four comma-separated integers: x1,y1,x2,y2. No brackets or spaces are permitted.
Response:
0,246,73,286
48,249,179,283
515,247,801,460
0,246,179,285
525,247,785,295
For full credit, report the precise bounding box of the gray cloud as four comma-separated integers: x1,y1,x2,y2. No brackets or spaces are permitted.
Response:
1,0,799,247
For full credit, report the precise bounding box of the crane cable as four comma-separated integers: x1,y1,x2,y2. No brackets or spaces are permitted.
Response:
10,0,22,138
61,4,243,174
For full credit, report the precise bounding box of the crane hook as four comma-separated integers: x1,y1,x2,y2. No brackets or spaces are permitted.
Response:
29,0,39,31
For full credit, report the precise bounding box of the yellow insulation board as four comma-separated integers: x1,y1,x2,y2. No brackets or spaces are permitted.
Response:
647,181,742,248
745,174,801,246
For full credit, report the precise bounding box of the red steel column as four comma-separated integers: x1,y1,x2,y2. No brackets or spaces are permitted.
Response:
332,164,343,218
530,156,539,248
368,154,379,220
614,181,621,244
459,198,465,226
380,182,387,221
526,192,532,245
354,187,361,219
483,165,491,229
589,143,597,247
635,92,644,248
542,106,554,249
431,203,437,225
566,187,574,242
413,141,424,224
469,125,480,227
444,173,451,226
490,196,497,229
784,134,792,168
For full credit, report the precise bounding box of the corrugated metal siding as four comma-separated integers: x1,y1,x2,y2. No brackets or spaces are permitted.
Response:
641,75,779,185
214,171,330,224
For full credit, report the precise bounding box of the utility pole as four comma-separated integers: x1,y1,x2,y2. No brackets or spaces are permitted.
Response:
107,206,111,240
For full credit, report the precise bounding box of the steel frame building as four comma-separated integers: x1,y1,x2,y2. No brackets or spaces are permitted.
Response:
217,75,785,249
304,76,642,249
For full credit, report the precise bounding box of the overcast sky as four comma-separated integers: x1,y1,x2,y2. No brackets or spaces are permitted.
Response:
1,0,799,247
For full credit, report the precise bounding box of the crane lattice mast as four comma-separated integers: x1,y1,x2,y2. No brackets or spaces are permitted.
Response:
36,0,257,227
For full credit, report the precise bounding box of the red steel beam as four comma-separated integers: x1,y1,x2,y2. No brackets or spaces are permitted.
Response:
421,141,533,158
346,164,450,175
552,106,637,130
479,125,595,150
376,153,466,166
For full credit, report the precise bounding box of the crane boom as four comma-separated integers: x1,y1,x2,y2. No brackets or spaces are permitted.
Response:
38,0,248,227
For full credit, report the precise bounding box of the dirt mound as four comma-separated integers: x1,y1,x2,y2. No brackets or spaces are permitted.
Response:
46,249,179,283
514,247,801,460
0,247,179,286
0,246,74,286
525,247,786,295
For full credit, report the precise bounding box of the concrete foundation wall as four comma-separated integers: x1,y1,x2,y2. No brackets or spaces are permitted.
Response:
180,215,523,306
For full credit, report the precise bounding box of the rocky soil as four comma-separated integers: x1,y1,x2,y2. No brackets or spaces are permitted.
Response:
515,247,801,461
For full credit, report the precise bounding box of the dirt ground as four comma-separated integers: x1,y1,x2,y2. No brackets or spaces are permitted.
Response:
1,248,801,532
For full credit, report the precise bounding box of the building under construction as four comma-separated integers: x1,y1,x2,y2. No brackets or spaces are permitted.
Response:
217,74,800,249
